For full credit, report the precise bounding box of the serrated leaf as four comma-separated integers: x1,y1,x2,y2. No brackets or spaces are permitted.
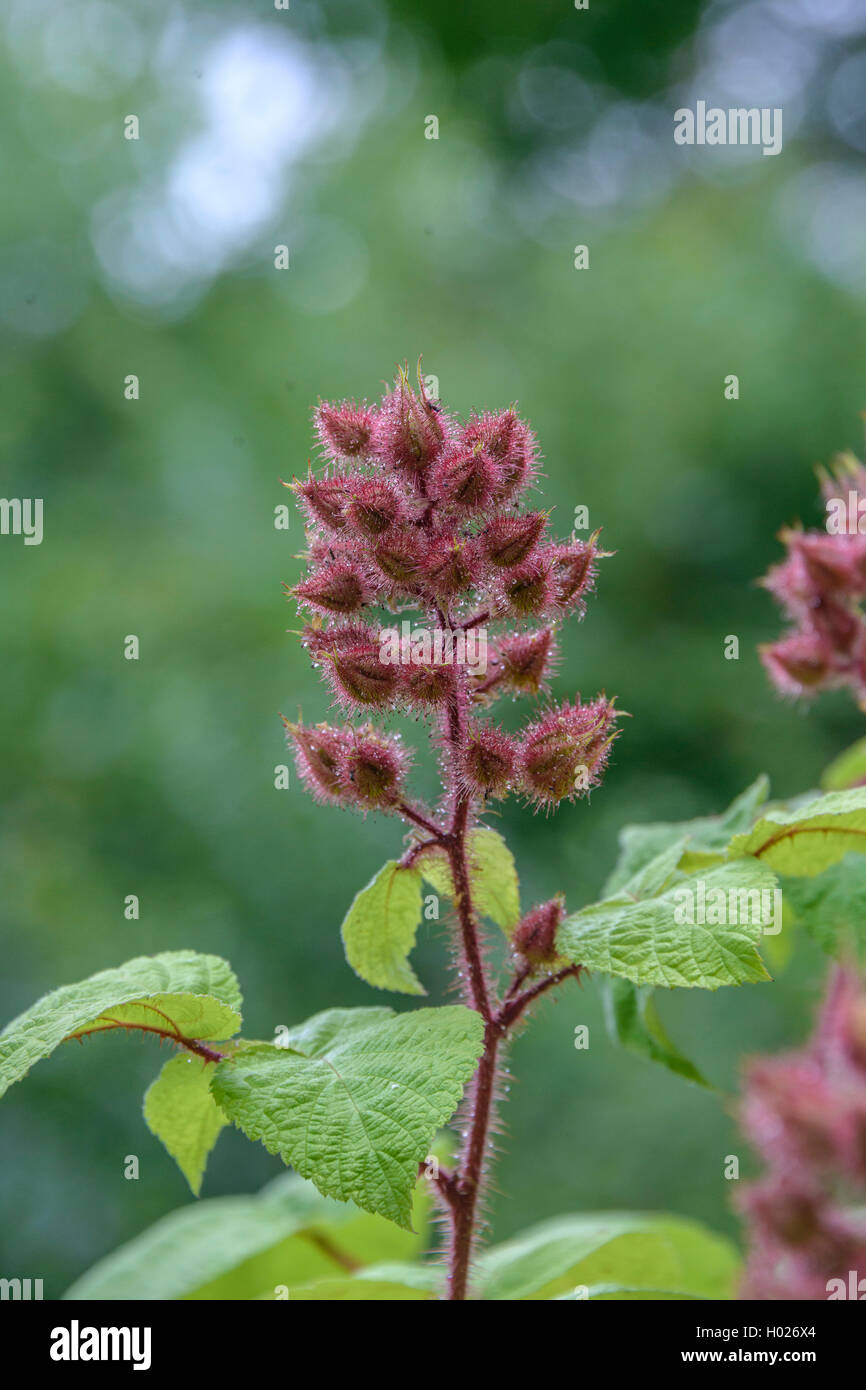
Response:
144,1055,228,1196
477,1213,740,1301
558,859,774,989
0,951,242,1098
416,828,520,933
727,787,866,875
341,862,425,996
211,1005,484,1229
821,736,866,791
600,978,711,1087
604,777,770,895
782,853,866,961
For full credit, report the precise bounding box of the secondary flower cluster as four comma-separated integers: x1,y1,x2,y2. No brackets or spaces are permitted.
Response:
284,368,621,813
738,967,866,1300
760,453,866,705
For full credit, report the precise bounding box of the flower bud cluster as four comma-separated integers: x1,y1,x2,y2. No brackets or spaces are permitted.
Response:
760,453,866,704
283,367,620,816
738,967,866,1300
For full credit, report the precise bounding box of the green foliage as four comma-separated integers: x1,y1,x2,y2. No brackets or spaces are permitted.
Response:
782,855,866,962
143,1056,228,1197
211,1005,485,1228
341,861,426,996
603,777,770,894
601,978,710,1087
726,787,866,876
0,951,242,1099
416,829,521,933
820,737,866,791
559,857,774,989
475,1212,740,1300
64,1172,433,1300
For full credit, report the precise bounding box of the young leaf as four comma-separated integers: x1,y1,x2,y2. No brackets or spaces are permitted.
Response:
600,978,711,1087
821,736,866,791
558,859,774,989
604,776,770,894
726,787,866,875
476,1213,740,1301
144,1055,228,1196
64,1173,368,1301
781,853,866,961
211,1005,485,1229
0,951,242,1098
270,1274,432,1301
416,828,520,933
340,861,425,996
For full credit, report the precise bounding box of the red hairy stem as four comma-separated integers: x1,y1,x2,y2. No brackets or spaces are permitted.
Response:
497,965,584,1031
447,1025,501,1300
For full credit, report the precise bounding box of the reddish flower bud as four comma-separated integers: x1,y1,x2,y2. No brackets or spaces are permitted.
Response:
405,657,456,706
421,531,481,598
315,401,376,459
482,512,547,568
371,527,427,588
496,628,557,694
518,696,620,806
428,443,500,514
344,477,405,536
461,721,518,798
301,620,374,661
548,533,605,614
341,727,411,809
789,530,866,598
499,555,554,618
373,372,445,479
291,560,370,616
513,896,566,965
759,631,835,696
292,474,349,532
323,637,401,711
461,409,538,502
282,718,351,803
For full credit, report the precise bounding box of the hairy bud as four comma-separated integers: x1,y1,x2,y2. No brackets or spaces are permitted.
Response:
282,718,351,803
344,477,405,536
292,474,349,532
482,512,547,568
518,696,620,806
513,896,566,965
291,560,370,616
500,555,555,618
496,628,557,694
429,443,500,514
315,401,376,459
342,728,411,809
461,721,518,798
374,373,445,479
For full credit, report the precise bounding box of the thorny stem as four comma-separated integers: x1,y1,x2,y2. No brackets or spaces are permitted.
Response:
69,1019,225,1064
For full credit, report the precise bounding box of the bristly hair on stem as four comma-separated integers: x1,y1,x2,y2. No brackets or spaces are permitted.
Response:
285,363,622,1299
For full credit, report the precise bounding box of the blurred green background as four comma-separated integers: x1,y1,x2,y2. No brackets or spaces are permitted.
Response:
2,0,866,1294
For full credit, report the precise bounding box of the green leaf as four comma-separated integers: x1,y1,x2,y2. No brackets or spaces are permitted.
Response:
727,787,866,876
143,1055,228,1196
604,777,770,895
273,1273,433,1301
416,828,520,933
477,1213,740,1301
0,951,242,1099
600,978,711,1087
64,1173,384,1301
340,861,425,996
782,853,866,961
821,736,866,791
211,1005,484,1229
558,859,774,989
